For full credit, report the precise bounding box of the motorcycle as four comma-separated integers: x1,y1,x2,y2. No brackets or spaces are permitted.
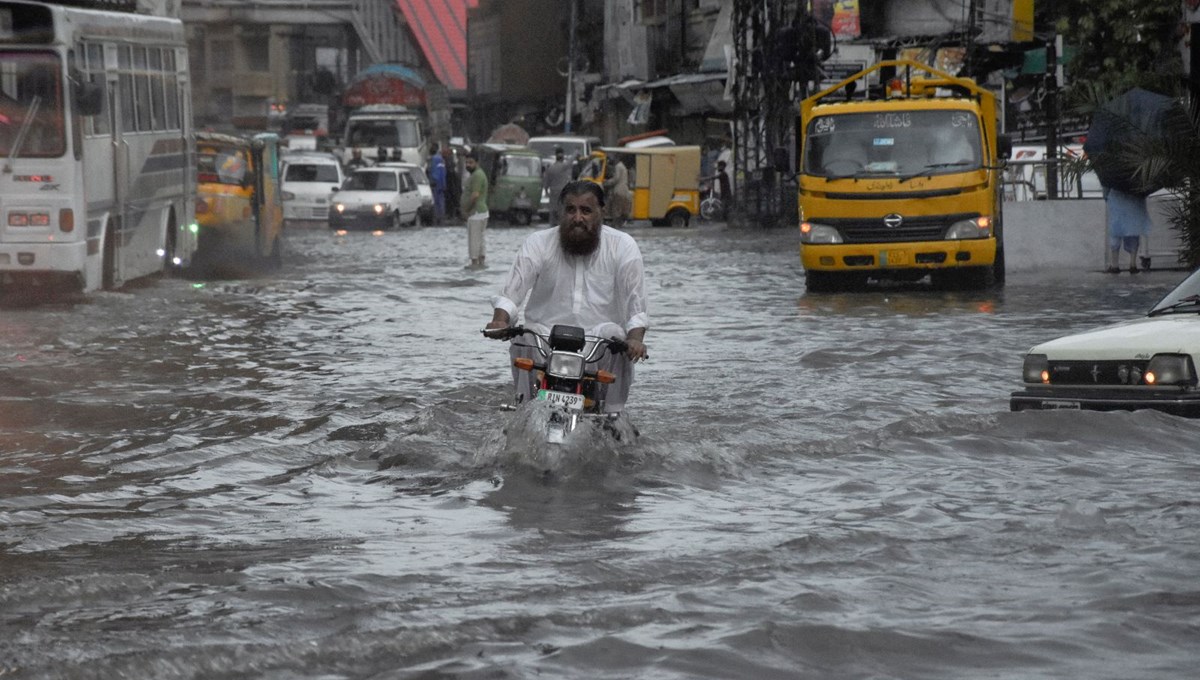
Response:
483,324,633,444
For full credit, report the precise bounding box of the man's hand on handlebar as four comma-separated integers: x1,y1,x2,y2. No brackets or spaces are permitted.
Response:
624,338,648,363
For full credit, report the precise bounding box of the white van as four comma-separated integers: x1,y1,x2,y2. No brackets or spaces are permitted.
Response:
281,152,345,225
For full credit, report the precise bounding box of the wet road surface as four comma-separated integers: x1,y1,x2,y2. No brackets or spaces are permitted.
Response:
1,222,1198,679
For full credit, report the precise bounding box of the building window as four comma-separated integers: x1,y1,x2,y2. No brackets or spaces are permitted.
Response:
639,0,669,24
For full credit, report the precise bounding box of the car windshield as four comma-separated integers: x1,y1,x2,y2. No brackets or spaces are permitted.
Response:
346,119,420,148
0,50,66,158
804,110,983,178
344,170,396,191
1148,268,1200,315
284,163,340,182
530,139,586,159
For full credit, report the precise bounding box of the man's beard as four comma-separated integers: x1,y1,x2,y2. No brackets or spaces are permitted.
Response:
560,223,600,257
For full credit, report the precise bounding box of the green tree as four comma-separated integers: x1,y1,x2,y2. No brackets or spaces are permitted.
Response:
1053,0,1200,267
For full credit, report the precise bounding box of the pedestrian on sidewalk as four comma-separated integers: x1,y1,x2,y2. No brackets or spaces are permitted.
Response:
462,151,490,269
1103,186,1152,274
542,146,573,224
429,142,446,224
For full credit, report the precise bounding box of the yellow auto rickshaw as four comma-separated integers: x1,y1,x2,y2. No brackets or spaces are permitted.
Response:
194,131,284,271
580,146,701,227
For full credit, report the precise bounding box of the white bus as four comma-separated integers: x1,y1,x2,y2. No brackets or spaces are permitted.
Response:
0,0,196,293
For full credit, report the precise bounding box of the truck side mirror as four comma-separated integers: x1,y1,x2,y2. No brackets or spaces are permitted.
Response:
996,133,1012,160
773,146,790,172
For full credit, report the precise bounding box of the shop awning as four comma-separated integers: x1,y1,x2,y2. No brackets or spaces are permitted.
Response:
393,0,478,92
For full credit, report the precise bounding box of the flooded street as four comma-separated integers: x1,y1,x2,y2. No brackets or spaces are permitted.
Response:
2,223,1198,679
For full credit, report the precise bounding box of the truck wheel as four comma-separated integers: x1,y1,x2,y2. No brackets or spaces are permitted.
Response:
666,209,690,228
805,270,836,293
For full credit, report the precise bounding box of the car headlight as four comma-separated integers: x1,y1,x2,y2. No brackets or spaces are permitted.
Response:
945,216,991,240
373,204,385,215
1145,354,1197,386
334,203,345,213
800,222,843,244
1022,353,1049,383
547,352,584,379
282,191,295,200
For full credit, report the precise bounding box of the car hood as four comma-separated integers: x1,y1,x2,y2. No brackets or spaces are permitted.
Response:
332,190,395,207
1030,314,1200,359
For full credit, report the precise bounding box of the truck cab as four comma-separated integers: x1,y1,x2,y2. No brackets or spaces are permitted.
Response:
797,60,1008,291
340,104,427,167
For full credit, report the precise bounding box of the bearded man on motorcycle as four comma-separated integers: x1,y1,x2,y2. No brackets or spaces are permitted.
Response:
484,180,649,413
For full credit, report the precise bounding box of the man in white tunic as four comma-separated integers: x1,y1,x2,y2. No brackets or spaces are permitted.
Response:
484,181,649,412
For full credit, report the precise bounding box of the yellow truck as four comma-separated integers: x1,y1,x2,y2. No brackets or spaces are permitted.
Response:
797,60,1009,291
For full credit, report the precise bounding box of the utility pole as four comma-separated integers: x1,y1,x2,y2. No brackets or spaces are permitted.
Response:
1045,33,1060,199
565,0,578,133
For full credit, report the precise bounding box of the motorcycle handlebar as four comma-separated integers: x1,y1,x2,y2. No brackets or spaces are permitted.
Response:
481,326,634,359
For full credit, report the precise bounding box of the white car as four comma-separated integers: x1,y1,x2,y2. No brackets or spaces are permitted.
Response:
281,152,344,224
377,161,434,224
1011,267,1200,416
328,167,422,230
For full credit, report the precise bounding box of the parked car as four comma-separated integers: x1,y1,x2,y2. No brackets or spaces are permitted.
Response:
281,151,345,225
1010,267,1200,417
328,167,422,230
377,161,434,224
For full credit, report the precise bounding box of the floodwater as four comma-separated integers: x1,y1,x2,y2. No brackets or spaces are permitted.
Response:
1,222,1198,679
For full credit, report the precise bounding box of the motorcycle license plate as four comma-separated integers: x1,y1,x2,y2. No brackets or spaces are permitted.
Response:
538,389,584,411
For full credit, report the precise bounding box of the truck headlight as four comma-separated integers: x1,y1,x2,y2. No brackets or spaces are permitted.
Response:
945,216,991,240
800,222,843,244
1022,353,1049,383
1145,354,1196,386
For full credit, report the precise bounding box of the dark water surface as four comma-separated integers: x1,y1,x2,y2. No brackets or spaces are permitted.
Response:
2,224,1198,679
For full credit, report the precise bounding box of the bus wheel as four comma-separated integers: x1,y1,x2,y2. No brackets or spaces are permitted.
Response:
666,209,690,229
102,221,117,290
162,213,179,276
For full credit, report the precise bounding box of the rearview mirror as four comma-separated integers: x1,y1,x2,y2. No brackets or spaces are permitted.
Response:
75,77,105,117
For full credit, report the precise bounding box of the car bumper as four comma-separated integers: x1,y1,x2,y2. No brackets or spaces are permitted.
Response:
1010,386,1200,417
284,202,332,221
328,210,391,230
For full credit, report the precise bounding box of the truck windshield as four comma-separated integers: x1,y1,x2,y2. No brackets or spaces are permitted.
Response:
346,119,421,148
804,110,982,178
0,50,66,158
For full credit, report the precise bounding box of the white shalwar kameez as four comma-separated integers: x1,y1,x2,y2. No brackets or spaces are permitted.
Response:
491,225,649,412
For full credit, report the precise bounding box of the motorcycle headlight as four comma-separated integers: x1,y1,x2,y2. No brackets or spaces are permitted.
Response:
373,204,385,215
945,216,991,240
547,352,584,379
1145,354,1197,386
800,222,843,244
1022,353,1049,384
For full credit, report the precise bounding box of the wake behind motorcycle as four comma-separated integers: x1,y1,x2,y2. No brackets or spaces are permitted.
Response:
483,324,634,444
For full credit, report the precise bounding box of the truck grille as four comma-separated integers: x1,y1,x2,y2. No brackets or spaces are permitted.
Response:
817,212,979,244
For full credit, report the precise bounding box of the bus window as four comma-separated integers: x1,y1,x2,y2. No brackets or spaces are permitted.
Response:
0,50,65,157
